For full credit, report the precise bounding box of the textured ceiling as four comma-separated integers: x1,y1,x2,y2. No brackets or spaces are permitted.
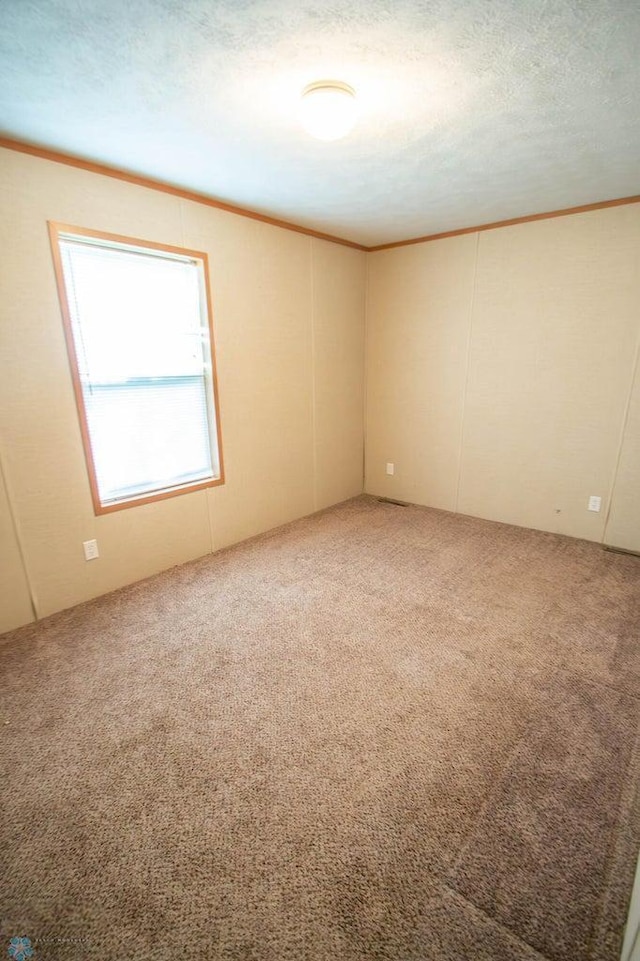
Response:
1,0,639,246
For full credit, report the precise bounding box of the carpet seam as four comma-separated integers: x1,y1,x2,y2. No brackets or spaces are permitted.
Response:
447,713,542,881
442,884,551,961
447,677,640,961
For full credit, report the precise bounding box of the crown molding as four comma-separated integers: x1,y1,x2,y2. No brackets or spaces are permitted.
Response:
367,194,640,251
1,135,639,252
0,135,367,251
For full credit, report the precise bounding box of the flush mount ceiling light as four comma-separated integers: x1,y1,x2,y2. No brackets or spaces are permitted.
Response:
300,81,358,141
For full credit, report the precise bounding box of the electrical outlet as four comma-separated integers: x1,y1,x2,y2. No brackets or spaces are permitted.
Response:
83,539,99,561
587,495,602,513
386,462,395,476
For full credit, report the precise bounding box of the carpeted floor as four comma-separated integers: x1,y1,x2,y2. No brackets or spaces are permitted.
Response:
1,495,639,961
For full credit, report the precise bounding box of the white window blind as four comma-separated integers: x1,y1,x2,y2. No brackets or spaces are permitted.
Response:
57,233,221,508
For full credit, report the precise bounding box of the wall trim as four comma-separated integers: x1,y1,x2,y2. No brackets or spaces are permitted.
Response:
1,135,639,252
0,136,367,251
367,194,640,251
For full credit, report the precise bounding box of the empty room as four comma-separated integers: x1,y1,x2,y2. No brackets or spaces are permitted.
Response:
1,2,639,960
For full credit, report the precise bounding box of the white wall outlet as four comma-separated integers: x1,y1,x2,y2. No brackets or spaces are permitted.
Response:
83,539,100,561
386,462,395,475
588,495,602,513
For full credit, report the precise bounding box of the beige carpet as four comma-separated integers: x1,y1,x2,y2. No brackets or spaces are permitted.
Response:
1,495,639,961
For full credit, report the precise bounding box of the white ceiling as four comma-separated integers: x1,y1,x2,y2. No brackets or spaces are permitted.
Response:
1,0,639,247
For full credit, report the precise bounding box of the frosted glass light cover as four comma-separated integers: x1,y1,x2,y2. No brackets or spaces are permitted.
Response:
300,82,357,141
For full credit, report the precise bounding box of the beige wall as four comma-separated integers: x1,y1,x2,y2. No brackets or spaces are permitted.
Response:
0,451,34,632
366,234,477,511
366,204,640,546
3,143,639,637
0,147,365,634
604,340,640,552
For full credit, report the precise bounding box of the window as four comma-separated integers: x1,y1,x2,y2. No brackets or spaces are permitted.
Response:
49,223,224,514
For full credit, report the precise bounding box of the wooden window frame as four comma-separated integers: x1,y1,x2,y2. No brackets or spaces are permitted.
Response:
48,221,225,515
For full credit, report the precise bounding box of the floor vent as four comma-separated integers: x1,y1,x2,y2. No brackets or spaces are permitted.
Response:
377,497,408,507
